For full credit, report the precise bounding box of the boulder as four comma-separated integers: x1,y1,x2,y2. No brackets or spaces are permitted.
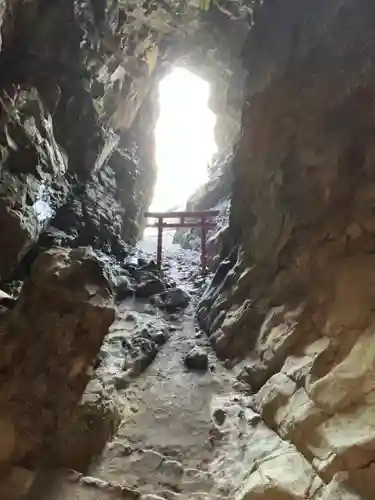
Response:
184,347,209,371
0,247,115,466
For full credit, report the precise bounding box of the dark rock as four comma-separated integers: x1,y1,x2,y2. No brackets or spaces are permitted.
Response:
125,335,158,377
114,373,131,390
153,288,190,312
184,347,209,372
213,408,226,426
152,331,168,346
135,274,165,298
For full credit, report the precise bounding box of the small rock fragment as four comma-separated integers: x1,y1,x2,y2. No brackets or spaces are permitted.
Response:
213,408,226,426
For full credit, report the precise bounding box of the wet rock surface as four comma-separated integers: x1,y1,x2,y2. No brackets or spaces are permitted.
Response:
72,239,247,500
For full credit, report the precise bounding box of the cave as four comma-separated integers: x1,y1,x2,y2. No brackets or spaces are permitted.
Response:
1,1,375,499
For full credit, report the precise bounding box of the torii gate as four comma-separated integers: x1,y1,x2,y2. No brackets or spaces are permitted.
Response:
144,210,220,272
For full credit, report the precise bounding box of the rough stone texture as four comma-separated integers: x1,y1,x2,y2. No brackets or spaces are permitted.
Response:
0,0,250,494
195,1,375,499
0,247,114,467
0,90,68,280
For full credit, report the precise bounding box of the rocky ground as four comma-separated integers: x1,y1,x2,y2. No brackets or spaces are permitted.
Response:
8,231,252,500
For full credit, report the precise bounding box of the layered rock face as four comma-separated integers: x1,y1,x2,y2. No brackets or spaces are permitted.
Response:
199,1,375,498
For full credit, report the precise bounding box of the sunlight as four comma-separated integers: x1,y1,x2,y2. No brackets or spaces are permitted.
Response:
151,67,217,211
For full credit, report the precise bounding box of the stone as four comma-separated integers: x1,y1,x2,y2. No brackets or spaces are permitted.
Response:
152,331,168,346
154,288,190,312
114,373,131,390
135,275,165,298
213,408,227,426
0,247,115,466
184,347,209,371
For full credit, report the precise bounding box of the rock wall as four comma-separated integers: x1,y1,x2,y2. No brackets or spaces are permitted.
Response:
199,1,375,498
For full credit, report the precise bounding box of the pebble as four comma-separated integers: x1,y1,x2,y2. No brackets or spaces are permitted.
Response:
213,408,226,426
152,331,168,346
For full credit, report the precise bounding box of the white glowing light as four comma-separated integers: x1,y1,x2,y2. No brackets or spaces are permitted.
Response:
151,67,217,211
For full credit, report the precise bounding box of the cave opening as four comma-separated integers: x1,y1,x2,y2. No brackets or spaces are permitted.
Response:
151,67,217,211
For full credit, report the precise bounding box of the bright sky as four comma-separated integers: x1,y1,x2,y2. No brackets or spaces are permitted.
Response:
151,67,217,211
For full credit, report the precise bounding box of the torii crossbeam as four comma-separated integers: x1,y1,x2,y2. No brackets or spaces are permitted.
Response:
144,210,220,272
